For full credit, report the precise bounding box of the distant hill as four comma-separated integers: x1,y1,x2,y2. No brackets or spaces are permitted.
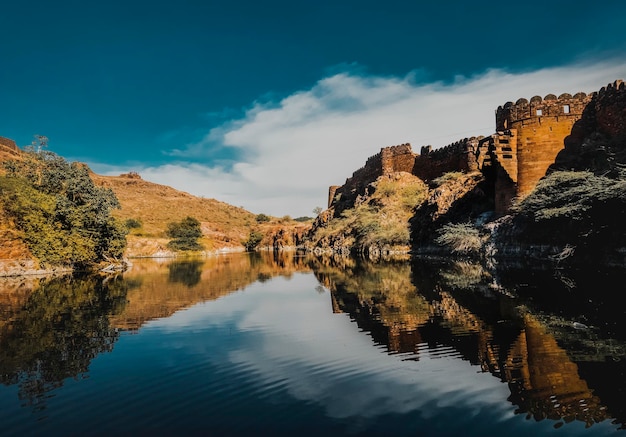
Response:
90,171,256,257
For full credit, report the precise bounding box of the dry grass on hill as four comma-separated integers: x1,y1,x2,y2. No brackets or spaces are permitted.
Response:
90,172,257,255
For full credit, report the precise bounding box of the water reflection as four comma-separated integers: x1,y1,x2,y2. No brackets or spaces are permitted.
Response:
0,274,128,411
110,252,314,330
167,259,204,287
316,255,626,430
0,252,314,415
0,252,624,435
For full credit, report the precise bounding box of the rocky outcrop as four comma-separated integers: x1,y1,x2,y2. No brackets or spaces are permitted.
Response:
551,79,626,176
410,172,493,249
260,223,312,251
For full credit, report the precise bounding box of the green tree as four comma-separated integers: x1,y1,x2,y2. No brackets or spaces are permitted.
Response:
243,231,264,251
1,149,127,267
166,216,204,251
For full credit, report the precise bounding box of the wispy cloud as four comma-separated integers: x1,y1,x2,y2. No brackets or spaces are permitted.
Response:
93,59,626,217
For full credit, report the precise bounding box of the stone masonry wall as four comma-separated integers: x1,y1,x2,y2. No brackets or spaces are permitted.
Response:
412,137,481,181
328,140,481,210
0,136,18,152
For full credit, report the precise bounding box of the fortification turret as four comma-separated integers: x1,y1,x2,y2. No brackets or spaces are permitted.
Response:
490,90,594,211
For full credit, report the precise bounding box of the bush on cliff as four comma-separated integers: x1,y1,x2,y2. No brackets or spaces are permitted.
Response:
243,231,264,251
505,170,626,259
434,222,484,256
307,173,428,253
0,149,127,267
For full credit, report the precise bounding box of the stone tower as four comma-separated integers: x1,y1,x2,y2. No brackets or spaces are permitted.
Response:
491,91,592,212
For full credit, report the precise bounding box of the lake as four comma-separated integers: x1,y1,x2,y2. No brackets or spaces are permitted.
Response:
0,252,625,436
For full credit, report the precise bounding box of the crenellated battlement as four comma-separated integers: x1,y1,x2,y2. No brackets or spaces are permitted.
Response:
327,143,418,208
427,136,484,158
596,79,625,96
496,91,593,130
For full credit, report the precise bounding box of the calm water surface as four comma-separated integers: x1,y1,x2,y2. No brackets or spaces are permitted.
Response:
0,252,624,436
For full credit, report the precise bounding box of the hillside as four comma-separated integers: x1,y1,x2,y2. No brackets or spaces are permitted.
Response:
0,141,311,271
305,172,428,256
90,171,256,257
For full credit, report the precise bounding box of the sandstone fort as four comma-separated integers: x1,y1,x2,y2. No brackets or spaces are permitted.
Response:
328,79,626,214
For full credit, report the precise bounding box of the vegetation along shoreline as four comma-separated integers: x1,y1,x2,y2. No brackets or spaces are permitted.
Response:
1,78,625,276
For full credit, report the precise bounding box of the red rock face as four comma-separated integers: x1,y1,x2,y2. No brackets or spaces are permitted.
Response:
0,136,18,151
594,81,626,142
552,80,626,173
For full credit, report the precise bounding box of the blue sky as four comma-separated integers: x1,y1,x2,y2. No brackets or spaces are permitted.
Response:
1,0,626,217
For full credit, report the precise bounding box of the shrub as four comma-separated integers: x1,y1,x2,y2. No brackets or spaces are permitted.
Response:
124,218,142,229
243,231,264,251
435,222,484,255
375,178,397,197
509,170,626,250
166,216,204,251
432,171,465,187
513,171,626,222
255,213,271,223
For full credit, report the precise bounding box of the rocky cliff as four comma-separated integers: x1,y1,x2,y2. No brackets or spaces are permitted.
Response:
551,80,626,176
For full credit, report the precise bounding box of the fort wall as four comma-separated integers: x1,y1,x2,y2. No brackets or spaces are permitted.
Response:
412,137,481,181
328,139,485,210
592,80,626,143
0,136,21,163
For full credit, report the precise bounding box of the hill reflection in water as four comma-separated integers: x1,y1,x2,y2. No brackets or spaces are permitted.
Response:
0,252,624,434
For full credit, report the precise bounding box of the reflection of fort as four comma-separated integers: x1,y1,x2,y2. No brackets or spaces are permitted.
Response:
505,315,605,425
318,258,621,429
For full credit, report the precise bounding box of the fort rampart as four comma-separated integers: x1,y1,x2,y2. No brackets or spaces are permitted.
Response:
328,80,624,214
328,139,482,208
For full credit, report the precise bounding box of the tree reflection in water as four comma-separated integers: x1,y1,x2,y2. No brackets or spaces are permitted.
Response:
0,274,130,411
167,259,205,287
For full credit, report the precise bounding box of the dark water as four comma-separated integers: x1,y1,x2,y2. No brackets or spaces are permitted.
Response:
0,252,625,436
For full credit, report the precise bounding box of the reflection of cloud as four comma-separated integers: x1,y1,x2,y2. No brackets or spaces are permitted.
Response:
155,273,513,427
92,60,626,217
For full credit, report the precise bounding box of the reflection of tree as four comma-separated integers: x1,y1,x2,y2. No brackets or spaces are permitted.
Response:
0,274,129,410
167,259,204,287
109,252,317,331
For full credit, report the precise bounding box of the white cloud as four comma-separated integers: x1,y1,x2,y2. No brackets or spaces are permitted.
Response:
93,59,626,217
